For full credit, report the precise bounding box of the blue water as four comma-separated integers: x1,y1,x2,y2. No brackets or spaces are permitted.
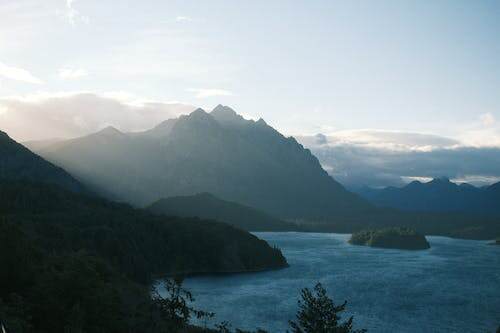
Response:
162,233,500,332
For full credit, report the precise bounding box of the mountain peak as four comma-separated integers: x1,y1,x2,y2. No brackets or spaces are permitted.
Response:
212,104,236,114
210,105,246,126
192,107,208,114
186,108,213,120
0,130,10,141
429,177,451,184
97,126,123,136
314,133,328,145
173,108,219,133
142,118,178,138
256,118,267,126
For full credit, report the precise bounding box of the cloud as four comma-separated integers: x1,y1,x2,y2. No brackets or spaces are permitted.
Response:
63,0,89,26
479,113,495,127
175,16,193,22
0,104,7,116
457,113,500,147
297,131,500,188
0,92,196,142
0,61,43,84
58,67,88,80
187,88,234,99
298,130,460,152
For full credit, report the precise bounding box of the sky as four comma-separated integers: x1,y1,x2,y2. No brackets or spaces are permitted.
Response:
1,0,499,186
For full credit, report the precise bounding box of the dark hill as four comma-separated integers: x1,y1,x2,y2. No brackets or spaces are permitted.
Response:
1,130,85,193
0,181,288,280
148,192,300,231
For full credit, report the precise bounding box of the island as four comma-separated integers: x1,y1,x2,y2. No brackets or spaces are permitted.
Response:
349,227,431,250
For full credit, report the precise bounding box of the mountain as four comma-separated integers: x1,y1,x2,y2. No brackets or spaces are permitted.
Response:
0,130,85,193
148,192,301,231
1,129,289,331
32,105,373,220
0,181,288,332
356,177,500,216
1,181,288,279
0,130,287,278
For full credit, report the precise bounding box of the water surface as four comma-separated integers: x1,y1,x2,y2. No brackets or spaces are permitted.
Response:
165,233,500,332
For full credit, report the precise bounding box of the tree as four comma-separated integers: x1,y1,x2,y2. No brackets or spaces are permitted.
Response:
289,283,366,333
151,277,214,331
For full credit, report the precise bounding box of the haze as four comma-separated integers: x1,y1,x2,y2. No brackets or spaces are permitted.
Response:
1,0,499,186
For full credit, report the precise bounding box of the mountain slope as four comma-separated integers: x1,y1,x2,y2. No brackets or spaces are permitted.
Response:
1,130,288,279
148,192,300,231
0,181,288,281
356,177,500,215
0,130,85,193
1,128,288,331
35,105,373,220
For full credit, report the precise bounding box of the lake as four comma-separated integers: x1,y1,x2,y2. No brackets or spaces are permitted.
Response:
160,232,500,332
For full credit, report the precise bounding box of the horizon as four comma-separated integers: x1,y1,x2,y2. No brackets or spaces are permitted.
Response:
1,3,500,332
1,1,499,187
1,1,499,143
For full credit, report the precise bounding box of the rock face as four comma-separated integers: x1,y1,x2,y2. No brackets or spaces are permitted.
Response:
148,192,300,231
33,105,373,220
349,227,430,250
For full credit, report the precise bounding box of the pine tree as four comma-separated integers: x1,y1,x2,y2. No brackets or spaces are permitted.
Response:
289,283,366,333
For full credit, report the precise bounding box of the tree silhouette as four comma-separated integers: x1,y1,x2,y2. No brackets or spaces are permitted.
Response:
289,283,366,333
151,277,214,331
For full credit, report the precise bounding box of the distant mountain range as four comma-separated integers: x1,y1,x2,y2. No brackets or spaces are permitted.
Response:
356,177,500,216
29,105,373,220
148,192,300,231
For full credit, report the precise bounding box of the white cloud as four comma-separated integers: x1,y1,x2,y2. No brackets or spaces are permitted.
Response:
297,129,461,152
0,104,8,116
452,175,500,185
175,16,193,22
0,91,196,141
459,127,500,148
0,61,43,84
479,113,495,127
298,135,500,188
400,176,433,184
58,67,88,80
457,113,500,147
63,0,89,26
187,88,234,99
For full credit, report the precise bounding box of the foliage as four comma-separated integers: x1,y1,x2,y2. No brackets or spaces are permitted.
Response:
0,181,287,283
0,181,287,332
148,192,300,232
151,278,214,331
349,227,430,250
288,283,366,333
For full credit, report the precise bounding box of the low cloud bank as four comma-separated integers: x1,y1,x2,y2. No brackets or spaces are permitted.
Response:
1,92,498,188
298,132,500,188
0,92,196,141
